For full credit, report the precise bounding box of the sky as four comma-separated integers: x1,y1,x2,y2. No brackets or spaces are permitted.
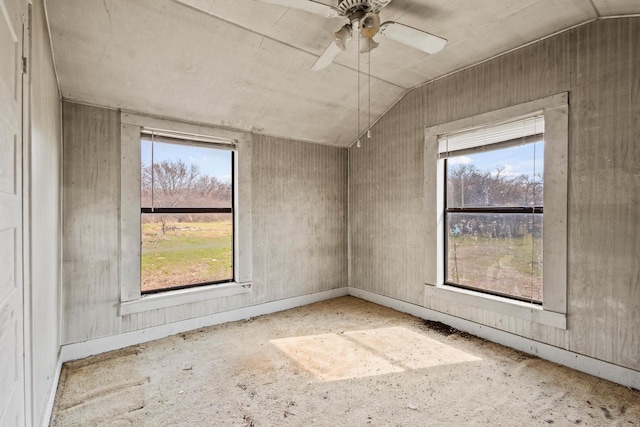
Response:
448,141,544,178
139,137,542,184
141,138,232,183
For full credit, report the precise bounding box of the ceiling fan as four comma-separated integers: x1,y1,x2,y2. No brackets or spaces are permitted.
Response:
257,0,447,70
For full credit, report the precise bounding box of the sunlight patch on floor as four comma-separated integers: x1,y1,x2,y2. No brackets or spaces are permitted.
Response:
271,326,481,382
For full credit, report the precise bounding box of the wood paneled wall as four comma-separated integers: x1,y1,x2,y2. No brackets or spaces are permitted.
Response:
350,18,639,370
252,135,348,302
568,18,640,368
349,89,426,306
61,104,348,344
62,103,121,343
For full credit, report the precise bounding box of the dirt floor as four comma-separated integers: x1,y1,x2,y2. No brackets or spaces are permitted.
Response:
50,297,639,426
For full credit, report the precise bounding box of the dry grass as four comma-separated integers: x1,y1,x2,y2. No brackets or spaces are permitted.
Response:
447,234,543,301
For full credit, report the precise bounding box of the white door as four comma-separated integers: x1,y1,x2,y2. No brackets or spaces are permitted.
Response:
0,0,26,425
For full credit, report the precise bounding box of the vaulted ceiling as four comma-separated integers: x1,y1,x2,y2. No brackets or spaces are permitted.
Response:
45,0,640,146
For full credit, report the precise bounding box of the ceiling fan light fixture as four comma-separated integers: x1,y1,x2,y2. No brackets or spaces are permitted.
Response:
360,12,380,39
359,37,379,53
333,24,353,50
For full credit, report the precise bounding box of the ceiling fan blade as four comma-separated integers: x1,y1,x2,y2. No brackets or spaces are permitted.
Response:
256,0,340,18
379,21,447,54
311,40,345,71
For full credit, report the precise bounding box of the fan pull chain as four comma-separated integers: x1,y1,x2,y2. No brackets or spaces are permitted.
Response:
356,18,361,148
367,47,371,139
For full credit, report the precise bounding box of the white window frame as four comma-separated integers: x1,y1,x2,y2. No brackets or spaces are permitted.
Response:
424,93,568,329
119,113,252,315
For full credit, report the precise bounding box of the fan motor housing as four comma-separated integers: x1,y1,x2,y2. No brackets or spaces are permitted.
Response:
337,0,371,16
337,0,392,17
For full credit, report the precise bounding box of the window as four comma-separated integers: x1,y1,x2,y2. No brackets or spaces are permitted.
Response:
440,115,544,303
120,114,252,314
140,130,234,293
424,94,568,329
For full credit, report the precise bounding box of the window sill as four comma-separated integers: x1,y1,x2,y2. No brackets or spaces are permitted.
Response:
119,282,252,316
424,283,566,330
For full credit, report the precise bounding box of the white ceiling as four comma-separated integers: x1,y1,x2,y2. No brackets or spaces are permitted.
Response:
45,0,640,146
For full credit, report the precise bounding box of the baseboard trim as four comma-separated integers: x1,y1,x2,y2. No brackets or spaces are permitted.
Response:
348,287,640,390
41,355,63,427
60,288,348,363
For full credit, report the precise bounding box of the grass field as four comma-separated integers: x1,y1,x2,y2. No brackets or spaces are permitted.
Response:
141,219,232,292
447,234,543,302
140,218,541,300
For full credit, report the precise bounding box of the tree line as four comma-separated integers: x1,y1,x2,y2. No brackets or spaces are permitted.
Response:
141,159,231,223
447,164,543,239
447,163,543,208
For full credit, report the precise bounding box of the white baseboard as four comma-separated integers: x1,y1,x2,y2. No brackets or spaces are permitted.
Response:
60,288,348,363
41,355,63,427
348,287,640,390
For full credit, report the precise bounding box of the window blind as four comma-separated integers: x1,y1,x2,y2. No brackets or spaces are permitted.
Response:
438,113,544,156
141,128,236,151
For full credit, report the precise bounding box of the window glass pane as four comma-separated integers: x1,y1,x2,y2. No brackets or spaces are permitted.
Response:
141,213,233,292
446,212,543,302
447,141,544,208
141,139,232,209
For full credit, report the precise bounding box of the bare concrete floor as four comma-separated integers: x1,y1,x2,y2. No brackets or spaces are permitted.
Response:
51,297,639,426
